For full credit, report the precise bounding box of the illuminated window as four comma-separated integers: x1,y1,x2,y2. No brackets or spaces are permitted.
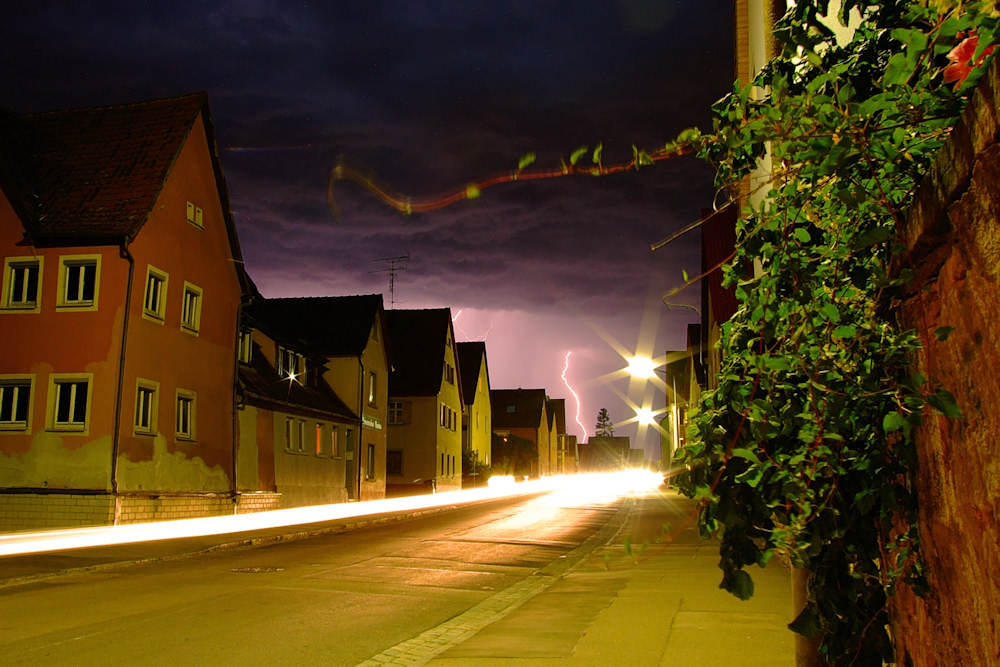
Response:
57,256,100,310
277,346,302,382
368,371,377,406
180,282,202,334
134,379,158,435
49,374,91,432
238,330,252,364
185,201,204,229
331,426,340,457
0,377,32,431
176,390,196,440
1,257,42,312
386,450,402,475
315,423,323,455
143,265,168,322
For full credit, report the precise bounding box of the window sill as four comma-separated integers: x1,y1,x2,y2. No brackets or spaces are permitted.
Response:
0,304,40,314
48,425,88,435
181,325,200,337
56,302,98,312
176,436,197,444
142,311,165,325
133,429,157,437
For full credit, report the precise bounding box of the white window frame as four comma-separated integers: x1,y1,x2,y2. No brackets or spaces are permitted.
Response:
1,256,43,313
366,444,376,480
285,416,306,452
56,255,100,311
0,374,34,432
142,265,169,323
48,373,93,434
315,422,324,456
388,400,404,425
180,281,203,334
133,378,159,436
331,426,340,457
176,389,196,441
277,346,302,382
368,371,377,406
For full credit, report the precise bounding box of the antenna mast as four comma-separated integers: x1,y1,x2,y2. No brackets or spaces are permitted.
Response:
371,254,409,308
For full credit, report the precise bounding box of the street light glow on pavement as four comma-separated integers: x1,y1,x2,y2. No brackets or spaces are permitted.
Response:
0,471,664,558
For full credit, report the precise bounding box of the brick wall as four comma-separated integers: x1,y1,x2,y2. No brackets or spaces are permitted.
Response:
892,56,1000,665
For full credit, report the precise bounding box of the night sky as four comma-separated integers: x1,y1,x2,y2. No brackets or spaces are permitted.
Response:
3,1,733,456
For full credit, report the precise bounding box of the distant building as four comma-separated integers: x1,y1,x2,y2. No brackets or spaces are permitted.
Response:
0,93,250,529
385,309,463,494
490,388,551,477
579,436,631,471
456,341,492,485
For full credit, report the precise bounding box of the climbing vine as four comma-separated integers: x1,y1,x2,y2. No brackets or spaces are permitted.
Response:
672,1,996,663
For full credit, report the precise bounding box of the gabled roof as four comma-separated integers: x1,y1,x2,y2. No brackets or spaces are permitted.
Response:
548,398,567,435
245,294,385,357
456,341,488,405
491,389,547,429
238,342,358,421
385,308,452,398
2,93,199,244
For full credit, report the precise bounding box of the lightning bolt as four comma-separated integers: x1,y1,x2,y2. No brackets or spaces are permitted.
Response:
561,351,588,440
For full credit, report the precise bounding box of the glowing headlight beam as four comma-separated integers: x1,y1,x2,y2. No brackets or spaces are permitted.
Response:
0,472,663,558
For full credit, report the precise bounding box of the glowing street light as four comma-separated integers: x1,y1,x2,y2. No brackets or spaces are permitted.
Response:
626,355,657,379
634,406,657,425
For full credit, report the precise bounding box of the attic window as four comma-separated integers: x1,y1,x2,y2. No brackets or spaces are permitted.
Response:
186,201,204,229
277,346,302,383
506,405,516,413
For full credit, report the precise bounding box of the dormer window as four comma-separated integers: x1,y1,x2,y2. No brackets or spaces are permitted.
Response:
186,201,204,229
277,346,303,383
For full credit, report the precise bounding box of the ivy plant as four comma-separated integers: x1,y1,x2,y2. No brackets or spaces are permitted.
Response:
672,1,996,663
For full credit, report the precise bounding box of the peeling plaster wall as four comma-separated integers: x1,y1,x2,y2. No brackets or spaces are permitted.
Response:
0,433,111,488
116,433,230,493
893,57,1000,665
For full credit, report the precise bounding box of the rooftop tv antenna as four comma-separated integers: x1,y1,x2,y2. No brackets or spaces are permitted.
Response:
371,254,409,308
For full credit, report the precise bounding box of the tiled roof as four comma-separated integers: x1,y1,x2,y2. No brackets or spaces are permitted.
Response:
239,341,357,421
1,93,207,245
456,341,487,405
385,309,452,398
245,294,385,357
491,388,547,429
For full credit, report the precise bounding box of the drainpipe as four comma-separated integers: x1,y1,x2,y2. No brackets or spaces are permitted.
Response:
356,356,365,500
111,242,135,525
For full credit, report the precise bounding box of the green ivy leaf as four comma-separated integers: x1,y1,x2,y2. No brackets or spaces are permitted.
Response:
517,152,536,170
882,411,906,433
592,142,603,165
934,326,955,341
788,603,822,638
726,570,755,600
794,227,811,243
569,146,588,165
832,325,857,339
730,447,761,464
927,388,962,418
465,185,481,199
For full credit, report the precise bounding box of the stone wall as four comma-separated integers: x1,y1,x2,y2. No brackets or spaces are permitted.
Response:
893,56,1000,665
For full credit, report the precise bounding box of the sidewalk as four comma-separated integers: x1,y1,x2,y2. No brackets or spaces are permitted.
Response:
424,489,794,666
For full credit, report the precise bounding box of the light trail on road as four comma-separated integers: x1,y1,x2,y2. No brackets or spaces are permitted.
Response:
0,471,662,558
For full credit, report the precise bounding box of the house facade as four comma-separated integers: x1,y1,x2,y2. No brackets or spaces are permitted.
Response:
0,94,248,529
385,309,462,494
239,295,390,503
456,341,491,485
490,388,550,477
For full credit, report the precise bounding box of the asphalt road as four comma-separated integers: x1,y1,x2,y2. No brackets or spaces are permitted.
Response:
0,492,626,666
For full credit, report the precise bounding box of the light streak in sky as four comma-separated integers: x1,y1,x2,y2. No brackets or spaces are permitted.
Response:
561,351,588,440
0,472,662,558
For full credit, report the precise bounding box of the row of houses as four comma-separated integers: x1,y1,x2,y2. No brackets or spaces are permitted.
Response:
0,93,575,531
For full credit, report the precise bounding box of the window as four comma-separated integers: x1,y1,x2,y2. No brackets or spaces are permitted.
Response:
185,201,204,229
143,266,168,322
386,450,402,475
180,282,202,334
388,400,405,425
57,256,100,310
331,427,340,457
277,346,302,382
238,330,252,363
445,363,455,385
315,423,323,455
368,371,377,406
506,404,516,413
134,379,159,435
1,257,42,312
285,417,305,451
49,374,91,432
366,444,376,480
176,390,196,440
440,453,445,476
0,377,32,431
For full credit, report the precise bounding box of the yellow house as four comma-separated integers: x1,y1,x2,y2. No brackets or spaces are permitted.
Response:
491,389,550,477
456,341,492,486
239,295,390,502
385,309,463,494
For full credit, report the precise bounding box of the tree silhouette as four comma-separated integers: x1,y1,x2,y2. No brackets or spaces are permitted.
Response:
594,408,614,437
